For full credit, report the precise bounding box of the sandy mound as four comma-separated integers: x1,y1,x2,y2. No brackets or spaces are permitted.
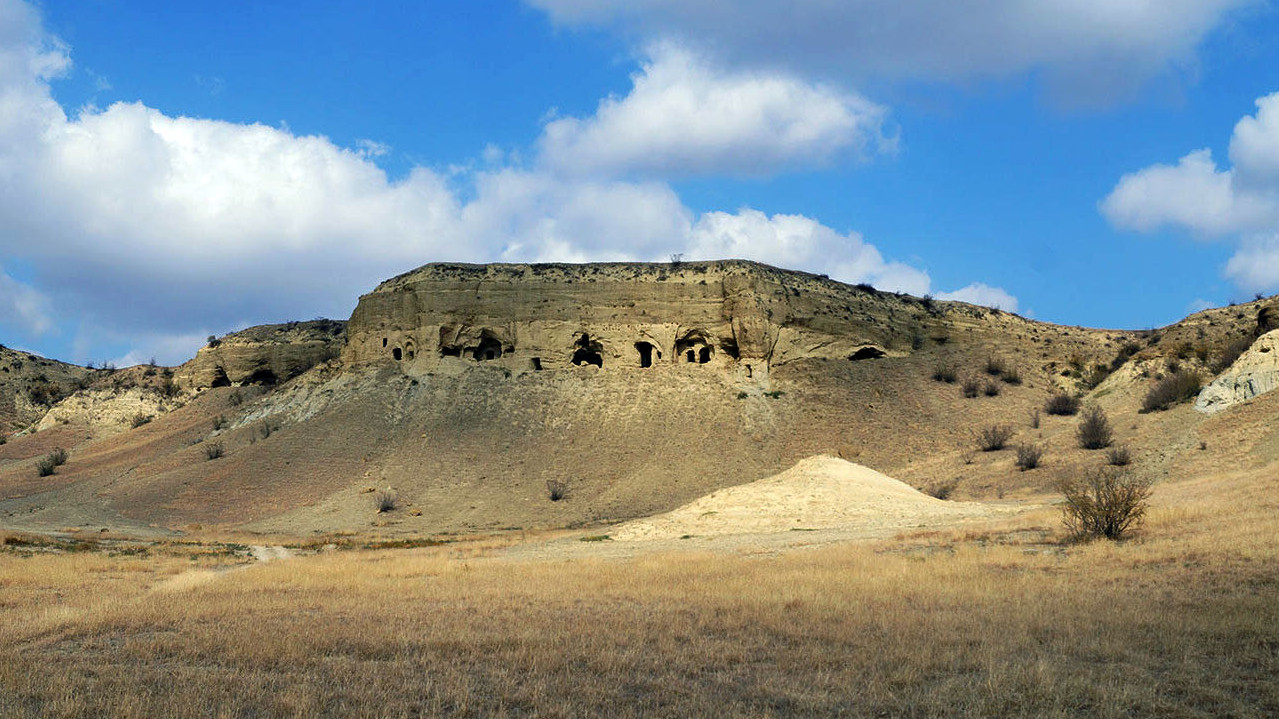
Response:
611,455,997,541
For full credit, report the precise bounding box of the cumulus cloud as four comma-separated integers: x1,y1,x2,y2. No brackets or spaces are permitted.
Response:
1102,91,1279,292
528,0,1255,103
0,0,1015,361
539,44,889,177
685,209,929,294
936,283,1020,313
1224,234,1279,290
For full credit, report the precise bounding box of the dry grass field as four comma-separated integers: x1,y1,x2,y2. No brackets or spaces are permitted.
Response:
2,458,1276,719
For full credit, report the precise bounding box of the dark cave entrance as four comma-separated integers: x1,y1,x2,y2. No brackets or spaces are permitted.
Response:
209,367,231,388
245,368,278,385
473,337,503,361
392,347,402,361
635,342,658,368
572,333,604,367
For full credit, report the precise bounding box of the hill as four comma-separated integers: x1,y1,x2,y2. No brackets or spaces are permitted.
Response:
0,261,1275,538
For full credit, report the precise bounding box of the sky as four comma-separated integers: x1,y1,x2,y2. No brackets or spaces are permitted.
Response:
1,0,1279,366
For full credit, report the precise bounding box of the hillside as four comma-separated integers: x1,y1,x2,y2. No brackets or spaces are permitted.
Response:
0,261,1275,538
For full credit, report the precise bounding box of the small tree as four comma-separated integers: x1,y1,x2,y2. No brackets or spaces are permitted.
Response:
1076,405,1113,450
1059,469,1153,541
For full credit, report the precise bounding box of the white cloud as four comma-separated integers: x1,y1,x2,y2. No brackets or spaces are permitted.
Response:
528,0,1256,103
686,209,929,294
0,0,1015,361
1102,91,1279,293
936,283,1020,312
539,44,889,177
1101,149,1247,235
1224,234,1279,291
0,266,52,335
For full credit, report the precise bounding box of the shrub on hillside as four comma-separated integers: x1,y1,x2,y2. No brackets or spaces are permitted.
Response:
977,424,1014,452
961,377,981,399
546,480,568,502
203,442,224,461
1015,443,1044,471
1059,468,1153,541
130,412,153,429
1001,366,1022,385
927,478,959,500
1076,405,1114,450
1106,446,1132,467
931,362,957,383
984,356,1007,376
1044,393,1081,416
374,487,397,513
1212,336,1253,374
983,380,1001,397
1140,369,1202,413
35,455,57,477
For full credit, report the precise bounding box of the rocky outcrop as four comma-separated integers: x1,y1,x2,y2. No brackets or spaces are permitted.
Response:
0,346,92,433
344,261,939,383
1195,329,1279,414
176,320,345,390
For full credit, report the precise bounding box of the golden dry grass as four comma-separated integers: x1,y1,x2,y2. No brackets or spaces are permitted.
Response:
2,463,1278,719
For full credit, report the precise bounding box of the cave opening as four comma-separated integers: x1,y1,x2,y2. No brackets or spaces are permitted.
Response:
392,348,402,361
635,342,657,368
473,337,503,361
849,346,886,361
572,333,604,367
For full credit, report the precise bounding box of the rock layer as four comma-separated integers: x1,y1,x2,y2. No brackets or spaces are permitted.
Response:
1195,329,1279,414
344,261,934,384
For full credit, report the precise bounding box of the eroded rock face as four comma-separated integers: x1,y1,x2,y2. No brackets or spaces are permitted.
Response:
344,261,929,382
176,320,345,390
1195,329,1279,414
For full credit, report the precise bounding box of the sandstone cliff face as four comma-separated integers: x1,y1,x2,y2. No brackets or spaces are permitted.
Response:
176,320,345,390
1195,329,1279,414
344,261,939,384
0,346,92,434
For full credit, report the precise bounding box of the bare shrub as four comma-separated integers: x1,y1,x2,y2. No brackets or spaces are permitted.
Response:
1140,369,1202,413
1106,446,1132,467
976,424,1013,452
49,448,68,467
546,480,568,502
1001,366,1022,385
35,455,58,477
228,390,244,407
931,363,957,383
1044,393,1081,416
984,356,1006,376
983,380,1001,397
203,442,224,461
1212,336,1252,374
1059,469,1153,541
1029,408,1041,429
1015,443,1044,471
1076,405,1113,450
211,415,228,431
258,421,273,440
374,488,397,513
927,478,959,500
961,377,981,399
130,412,153,429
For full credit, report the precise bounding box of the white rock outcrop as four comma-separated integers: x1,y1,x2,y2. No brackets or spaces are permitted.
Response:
1195,330,1279,414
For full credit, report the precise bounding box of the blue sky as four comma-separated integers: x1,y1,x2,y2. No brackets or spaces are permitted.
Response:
2,0,1279,365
